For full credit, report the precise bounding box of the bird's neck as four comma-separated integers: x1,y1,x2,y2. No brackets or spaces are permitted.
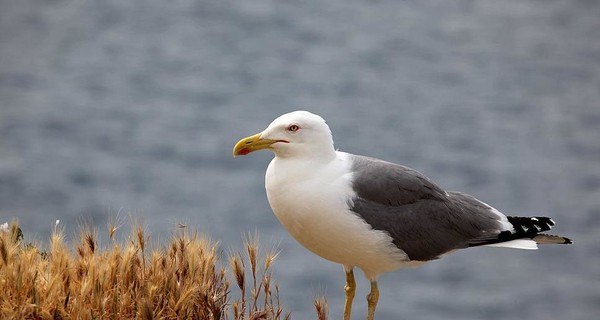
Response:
273,146,337,162
269,150,339,183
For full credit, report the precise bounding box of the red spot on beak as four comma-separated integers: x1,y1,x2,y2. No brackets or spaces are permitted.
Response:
238,147,251,155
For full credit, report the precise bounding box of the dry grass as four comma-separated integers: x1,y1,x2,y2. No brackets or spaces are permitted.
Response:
0,221,328,319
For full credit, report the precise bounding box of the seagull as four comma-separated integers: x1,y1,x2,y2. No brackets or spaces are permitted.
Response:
233,111,572,320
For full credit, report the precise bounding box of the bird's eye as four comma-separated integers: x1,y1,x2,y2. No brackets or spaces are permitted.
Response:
287,124,300,132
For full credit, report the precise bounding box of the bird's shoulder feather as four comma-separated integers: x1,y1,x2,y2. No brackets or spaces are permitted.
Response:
348,154,447,206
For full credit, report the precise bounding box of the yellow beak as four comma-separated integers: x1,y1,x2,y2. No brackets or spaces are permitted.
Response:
233,133,280,157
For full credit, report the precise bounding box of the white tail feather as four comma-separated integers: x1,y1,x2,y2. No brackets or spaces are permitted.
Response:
485,239,538,250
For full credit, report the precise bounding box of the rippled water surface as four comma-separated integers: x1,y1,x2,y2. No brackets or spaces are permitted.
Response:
1,1,599,319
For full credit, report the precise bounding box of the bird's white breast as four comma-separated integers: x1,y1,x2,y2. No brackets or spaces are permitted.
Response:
265,152,412,279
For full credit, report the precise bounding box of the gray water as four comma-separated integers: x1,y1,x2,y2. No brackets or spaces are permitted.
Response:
1,0,599,319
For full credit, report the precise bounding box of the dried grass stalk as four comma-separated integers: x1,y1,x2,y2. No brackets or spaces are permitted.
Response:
0,221,326,319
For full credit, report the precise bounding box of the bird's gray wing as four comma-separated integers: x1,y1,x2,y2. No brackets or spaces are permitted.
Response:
348,154,504,261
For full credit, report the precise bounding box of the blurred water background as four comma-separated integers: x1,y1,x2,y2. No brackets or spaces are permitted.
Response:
1,0,599,319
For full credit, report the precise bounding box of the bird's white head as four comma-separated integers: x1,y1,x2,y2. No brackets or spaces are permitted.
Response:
233,111,336,160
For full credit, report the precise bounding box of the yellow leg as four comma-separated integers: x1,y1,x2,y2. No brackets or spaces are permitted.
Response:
366,281,379,320
343,268,356,320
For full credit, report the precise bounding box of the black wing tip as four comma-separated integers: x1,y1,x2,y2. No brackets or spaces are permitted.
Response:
507,216,555,235
469,216,572,248
507,216,574,245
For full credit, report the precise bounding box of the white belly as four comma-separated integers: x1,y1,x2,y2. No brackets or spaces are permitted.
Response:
265,154,416,279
